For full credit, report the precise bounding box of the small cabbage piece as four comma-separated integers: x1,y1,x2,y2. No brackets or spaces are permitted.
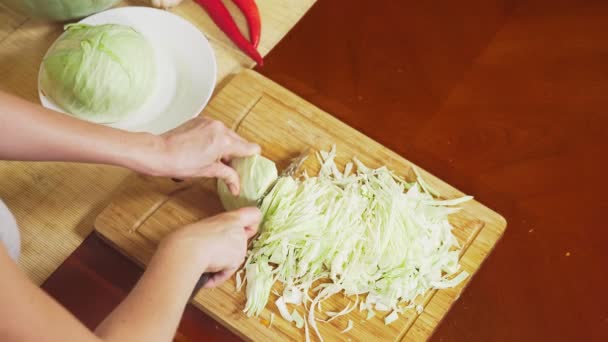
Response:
341,320,353,333
291,310,304,329
3,0,119,21
218,154,278,211
384,311,399,325
40,23,156,123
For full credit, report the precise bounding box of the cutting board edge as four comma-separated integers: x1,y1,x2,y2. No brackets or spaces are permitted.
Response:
400,217,507,341
94,216,508,342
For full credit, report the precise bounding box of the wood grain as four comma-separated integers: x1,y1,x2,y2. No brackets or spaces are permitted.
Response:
0,0,315,285
95,70,506,341
0,2,26,43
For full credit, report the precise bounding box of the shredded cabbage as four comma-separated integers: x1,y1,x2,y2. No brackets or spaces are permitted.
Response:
384,311,399,325
341,319,353,333
239,147,471,340
292,310,305,329
275,297,293,322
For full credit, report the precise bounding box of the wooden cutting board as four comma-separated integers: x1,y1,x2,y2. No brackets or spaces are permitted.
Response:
95,70,507,341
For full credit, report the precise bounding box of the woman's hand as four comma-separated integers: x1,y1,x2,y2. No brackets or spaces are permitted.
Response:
0,207,262,342
159,207,261,288
137,117,260,195
0,91,258,194
95,207,261,341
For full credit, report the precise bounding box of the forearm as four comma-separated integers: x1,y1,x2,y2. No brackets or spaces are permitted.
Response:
0,247,99,342
0,91,162,172
95,240,205,342
0,236,207,342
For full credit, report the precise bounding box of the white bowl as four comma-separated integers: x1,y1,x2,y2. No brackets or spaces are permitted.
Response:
38,6,217,134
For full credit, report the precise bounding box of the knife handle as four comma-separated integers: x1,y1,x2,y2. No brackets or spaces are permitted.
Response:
190,272,212,300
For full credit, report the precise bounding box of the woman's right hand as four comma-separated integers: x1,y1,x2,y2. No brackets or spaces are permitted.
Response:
160,207,261,288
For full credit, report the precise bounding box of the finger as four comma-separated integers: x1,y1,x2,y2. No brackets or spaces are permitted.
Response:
203,268,237,288
202,206,258,229
244,220,259,239
221,131,254,163
212,207,261,229
200,162,240,195
229,207,262,230
227,129,247,143
223,139,261,161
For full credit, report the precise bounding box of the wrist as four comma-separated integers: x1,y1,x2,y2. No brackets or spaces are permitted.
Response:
120,132,168,176
158,230,210,271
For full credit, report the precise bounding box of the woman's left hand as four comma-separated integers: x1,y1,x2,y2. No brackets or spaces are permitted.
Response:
135,116,260,195
0,91,257,195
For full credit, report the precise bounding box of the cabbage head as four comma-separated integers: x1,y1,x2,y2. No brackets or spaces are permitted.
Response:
40,23,156,123
218,155,278,211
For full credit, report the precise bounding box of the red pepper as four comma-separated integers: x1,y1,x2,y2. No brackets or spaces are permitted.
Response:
194,0,264,66
232,0,261,48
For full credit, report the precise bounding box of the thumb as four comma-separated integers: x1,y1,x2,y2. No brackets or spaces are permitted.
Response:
223,137,261,161
224,207,262,233
203,268,236,288
200,162,240,195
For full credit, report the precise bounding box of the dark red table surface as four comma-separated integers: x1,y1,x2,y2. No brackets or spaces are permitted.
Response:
42,0,608,341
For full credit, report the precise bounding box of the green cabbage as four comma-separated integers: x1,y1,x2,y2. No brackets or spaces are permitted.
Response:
40,23,156,123
2,0,119,21
217,154,278,211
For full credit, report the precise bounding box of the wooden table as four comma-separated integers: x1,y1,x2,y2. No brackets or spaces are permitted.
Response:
32,0,608,340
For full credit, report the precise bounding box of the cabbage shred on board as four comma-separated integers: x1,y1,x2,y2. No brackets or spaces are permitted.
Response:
219,147,471,341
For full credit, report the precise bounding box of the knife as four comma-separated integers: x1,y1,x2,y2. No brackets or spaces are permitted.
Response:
188,150,311,300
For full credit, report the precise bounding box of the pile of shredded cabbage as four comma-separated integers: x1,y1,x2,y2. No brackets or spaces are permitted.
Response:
236,147,471,341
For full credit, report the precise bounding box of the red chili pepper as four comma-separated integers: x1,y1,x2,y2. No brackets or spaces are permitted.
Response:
194,0,264,66
231,0,261,48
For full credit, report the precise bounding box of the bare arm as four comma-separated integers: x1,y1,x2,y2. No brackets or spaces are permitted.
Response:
0,246,98,342
0,208,260,342
0,91,260,192
0,91,157,168
95,208,260,341
0,90,262,340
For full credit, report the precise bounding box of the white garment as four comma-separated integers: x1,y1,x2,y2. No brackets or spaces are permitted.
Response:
0,199,20,261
